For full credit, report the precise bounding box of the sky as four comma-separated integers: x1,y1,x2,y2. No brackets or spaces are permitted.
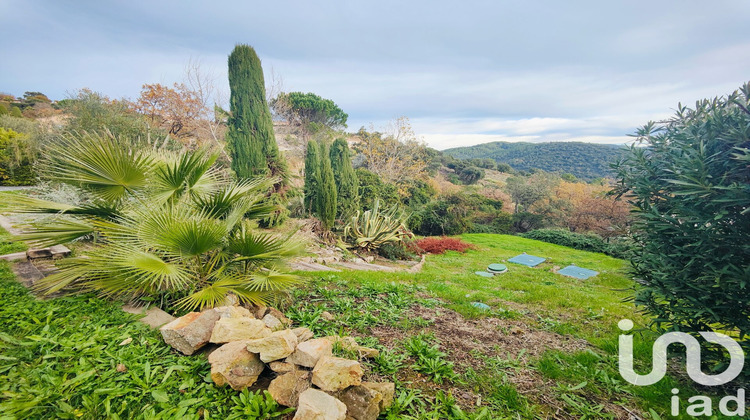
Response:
1,1,749,150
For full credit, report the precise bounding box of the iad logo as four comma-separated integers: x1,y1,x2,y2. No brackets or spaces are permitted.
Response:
617,319,746,417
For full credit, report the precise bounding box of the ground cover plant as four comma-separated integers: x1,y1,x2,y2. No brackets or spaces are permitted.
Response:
0,261,291,420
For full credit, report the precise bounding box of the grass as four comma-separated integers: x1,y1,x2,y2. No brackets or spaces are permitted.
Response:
0,262,289,420
292,234,735,419
0,226,26,255
0,227,737,419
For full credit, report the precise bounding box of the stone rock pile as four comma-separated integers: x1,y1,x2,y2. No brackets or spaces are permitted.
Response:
160,305,394,420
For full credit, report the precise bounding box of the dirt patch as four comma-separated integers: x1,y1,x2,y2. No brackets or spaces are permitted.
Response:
365,304,642,419
373,304,590,365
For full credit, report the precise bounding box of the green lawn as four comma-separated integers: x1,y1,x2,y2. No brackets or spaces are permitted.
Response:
0,232,731,419
0,226,26,255
292,234,728,419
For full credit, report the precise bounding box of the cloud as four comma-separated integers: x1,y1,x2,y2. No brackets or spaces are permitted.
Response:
1,0,749,150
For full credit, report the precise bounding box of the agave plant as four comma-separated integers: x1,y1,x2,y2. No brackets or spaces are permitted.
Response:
10,132,303,310
343,200,411,252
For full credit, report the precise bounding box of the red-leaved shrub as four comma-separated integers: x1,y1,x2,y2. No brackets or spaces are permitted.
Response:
415,237,474,254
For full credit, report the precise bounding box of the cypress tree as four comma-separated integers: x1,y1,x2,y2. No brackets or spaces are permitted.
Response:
329,138,359,217
227,45,268,178
303,140,321,215
317,141,337,229
226,44,287,183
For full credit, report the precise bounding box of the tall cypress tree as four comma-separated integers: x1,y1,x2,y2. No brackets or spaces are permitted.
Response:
329,138,359,218
303,140,321,215
227,45,268,178
317,141,337,229
226,44,287,183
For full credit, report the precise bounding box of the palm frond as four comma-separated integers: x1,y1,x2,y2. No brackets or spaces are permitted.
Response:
14,218,95,247
151,147,221,202
8,195,123,223
121,204,227,257
228,226,304,264
34,246,192,298
41,131,153,202
192,178,272,220
244,270,301,292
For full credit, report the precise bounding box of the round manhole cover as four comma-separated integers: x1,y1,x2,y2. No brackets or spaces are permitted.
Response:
487,263,507,273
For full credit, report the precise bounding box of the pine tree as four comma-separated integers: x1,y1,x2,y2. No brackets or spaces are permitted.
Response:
303,140,321,215
329,138,359,218
317,141,337,229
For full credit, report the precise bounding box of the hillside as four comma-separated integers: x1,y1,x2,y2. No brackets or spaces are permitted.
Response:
443,141,627,180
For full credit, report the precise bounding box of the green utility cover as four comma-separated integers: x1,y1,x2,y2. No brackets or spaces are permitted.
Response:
487,263,507,273
475,271,494,278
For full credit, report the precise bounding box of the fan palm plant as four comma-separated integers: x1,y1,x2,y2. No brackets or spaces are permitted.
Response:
10,132,303,310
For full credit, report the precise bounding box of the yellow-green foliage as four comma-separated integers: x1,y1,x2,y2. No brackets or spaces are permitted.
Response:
0,128,35,186
343,200,409,252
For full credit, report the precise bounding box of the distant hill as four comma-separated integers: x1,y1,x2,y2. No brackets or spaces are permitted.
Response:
443,141,627,180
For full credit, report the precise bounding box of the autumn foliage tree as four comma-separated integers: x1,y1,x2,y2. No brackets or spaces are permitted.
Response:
354,117,428,184
133,83,203,139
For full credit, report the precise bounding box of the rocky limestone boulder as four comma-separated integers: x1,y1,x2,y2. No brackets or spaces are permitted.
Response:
262,314,284,331
287,338,333,368
268,361,296,373
208,340,265,390
214,305,254,319
333,385,383,420
160,309,220,355
294,389,347,420
323,336,379,359
268,370,312,407
210,317,272,343
362,382,395,410
246,329,298,363
292,327,314,343
312,356,363,392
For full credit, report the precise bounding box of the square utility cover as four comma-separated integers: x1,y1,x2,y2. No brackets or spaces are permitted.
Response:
558,265,599,279
508,254,546,267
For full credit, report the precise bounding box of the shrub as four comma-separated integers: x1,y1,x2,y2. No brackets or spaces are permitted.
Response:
521,229,607,252
411,194,474,236
521,228,636,259
0,128,36,186
511,212,545,233
612,83,750,358
377,241,419,261
415,237,473,254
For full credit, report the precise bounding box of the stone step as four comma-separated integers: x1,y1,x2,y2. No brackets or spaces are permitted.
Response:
11,261,45,288
0,252,27,262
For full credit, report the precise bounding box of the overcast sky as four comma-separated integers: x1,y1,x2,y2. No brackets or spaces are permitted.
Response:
2,1,749,149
